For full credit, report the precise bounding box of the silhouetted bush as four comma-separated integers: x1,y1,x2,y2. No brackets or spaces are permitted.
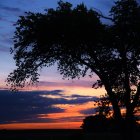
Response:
81,114,140,133
81,115,108,132
81,115,123,133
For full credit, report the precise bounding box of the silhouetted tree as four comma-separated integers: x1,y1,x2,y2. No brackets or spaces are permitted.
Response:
7,0,140,137
110,0,140,138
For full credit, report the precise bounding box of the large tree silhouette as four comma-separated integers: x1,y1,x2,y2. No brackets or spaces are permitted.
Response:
7,0,140,134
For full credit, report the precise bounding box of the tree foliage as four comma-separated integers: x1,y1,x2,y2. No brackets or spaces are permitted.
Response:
7,0,140,128
7,1,105,88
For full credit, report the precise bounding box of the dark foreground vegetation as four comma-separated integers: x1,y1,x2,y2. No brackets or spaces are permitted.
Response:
0,129,140,140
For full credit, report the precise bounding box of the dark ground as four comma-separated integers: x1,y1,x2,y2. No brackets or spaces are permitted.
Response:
0,129,83,140
0,129,140,140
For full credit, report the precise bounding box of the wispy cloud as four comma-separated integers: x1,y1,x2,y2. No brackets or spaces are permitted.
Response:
0,35,13,45
0,17,3,21
38,80,95,88
0,5,23,15
0,32,13,53
0,46,10,53
0,5,25,22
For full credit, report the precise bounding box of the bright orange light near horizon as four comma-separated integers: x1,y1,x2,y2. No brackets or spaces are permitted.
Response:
38,101,96,121
0,122,82,130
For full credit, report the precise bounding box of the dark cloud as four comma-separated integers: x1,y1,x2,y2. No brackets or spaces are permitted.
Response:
64,96,97,104
0,90,64,124
80,108,97,115
71,94,95,98
54,116,84,123
0,90,98,124
43,90,64,95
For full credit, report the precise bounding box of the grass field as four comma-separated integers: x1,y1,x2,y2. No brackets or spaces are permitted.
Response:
0,129,140,140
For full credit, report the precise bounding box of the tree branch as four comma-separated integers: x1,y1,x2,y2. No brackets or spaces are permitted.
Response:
98,14,113,21
93,8,113,21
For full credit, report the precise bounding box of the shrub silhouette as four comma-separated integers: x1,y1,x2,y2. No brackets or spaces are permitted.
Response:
81,115,108,132
81,114,139,134
81,115,124,133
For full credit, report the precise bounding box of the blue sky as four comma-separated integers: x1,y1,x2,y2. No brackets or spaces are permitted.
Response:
0,0,114,88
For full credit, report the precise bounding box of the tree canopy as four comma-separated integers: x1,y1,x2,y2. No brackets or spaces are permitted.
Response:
7,0,140,130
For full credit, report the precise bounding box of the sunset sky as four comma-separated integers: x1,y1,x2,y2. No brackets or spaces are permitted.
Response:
0,0,113,129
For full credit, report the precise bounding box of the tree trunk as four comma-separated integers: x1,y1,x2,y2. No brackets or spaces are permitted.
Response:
104,84,129,139
104,84,122,120
123,83,140,140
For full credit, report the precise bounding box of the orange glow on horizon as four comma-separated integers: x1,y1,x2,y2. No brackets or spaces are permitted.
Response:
0,122,82,130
